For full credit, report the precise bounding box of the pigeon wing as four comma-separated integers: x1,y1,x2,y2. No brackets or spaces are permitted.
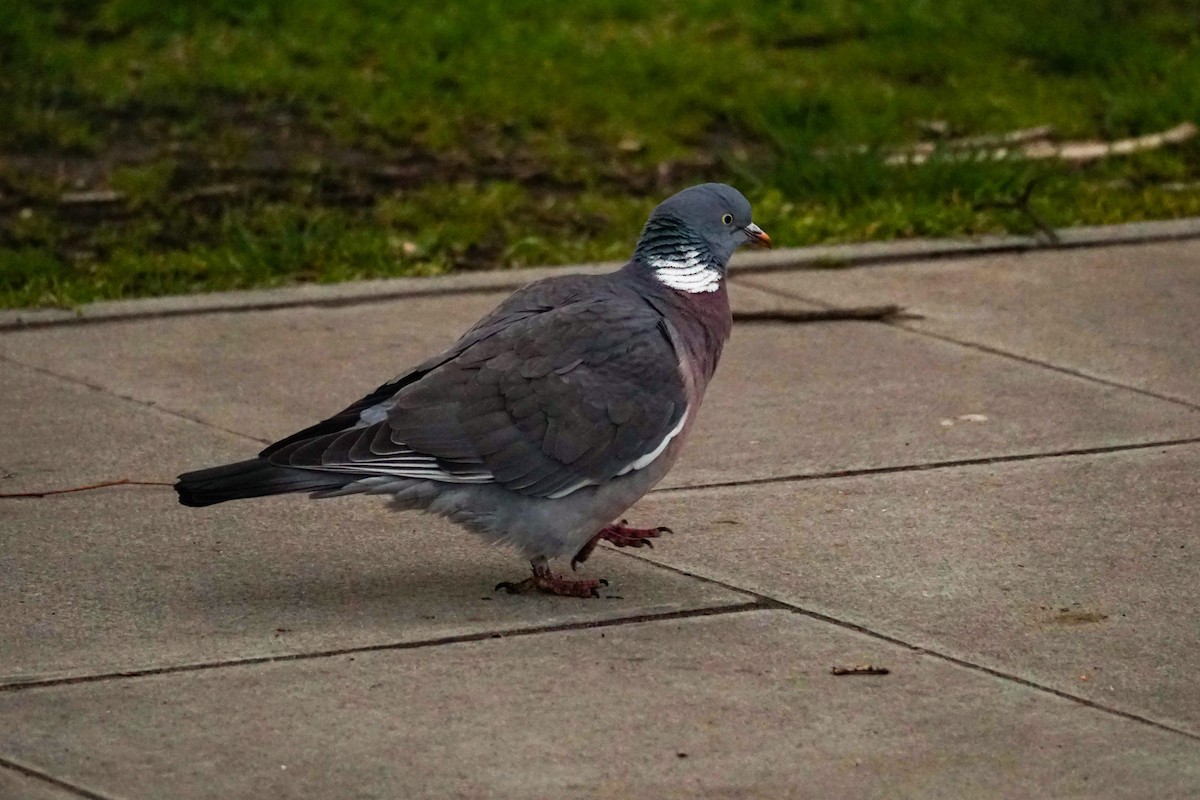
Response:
258,273,602,459
266,288,688,499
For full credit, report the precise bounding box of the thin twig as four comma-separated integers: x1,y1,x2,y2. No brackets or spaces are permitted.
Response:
734,305,919,323
831,664,890,676
943,125,1056,150
1032,122,1197,163
973,178,1060,244
814,125,1057,160
0,478,173,499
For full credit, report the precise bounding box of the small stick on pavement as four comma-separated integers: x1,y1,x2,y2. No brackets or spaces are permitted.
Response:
0,478,174,499
831,664,890,676
734,305,919,324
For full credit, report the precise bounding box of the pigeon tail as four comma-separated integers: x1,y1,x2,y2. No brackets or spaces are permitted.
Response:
175,457,349,507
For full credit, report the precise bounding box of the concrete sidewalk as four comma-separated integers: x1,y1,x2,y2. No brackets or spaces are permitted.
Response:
1,229,1198,799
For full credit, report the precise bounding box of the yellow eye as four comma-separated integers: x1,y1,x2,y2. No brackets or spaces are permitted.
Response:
721,213,733,225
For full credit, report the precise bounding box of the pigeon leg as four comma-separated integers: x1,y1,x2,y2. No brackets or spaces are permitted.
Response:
496,557,608,598
570,519,673,569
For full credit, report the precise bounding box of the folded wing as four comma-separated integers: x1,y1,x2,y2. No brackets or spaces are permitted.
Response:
263,282,688,500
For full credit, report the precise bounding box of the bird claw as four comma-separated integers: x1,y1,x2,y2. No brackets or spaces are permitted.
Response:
569,521,675,569
495,569,608,598
599,521,672,548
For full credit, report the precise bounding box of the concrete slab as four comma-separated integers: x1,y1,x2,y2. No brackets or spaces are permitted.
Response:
0,365,749,684
2,611,1197,800
2,286,1195,494
688,321,1198,488
0,768,84,800
627,443,1200,733
748,239,1200,405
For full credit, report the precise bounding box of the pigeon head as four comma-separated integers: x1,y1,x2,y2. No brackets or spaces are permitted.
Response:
633,183,771,294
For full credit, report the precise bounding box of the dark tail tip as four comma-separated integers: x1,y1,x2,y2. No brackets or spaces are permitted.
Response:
175,458,347,507
175,479,223,507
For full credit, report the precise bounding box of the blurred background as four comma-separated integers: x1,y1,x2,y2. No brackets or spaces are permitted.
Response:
2,0,1198,308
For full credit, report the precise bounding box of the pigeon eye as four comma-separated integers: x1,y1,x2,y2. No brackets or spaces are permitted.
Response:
721,213,733,225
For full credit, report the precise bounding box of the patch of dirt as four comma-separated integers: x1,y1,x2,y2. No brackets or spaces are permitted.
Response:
1051,610,1109,625
0,99,730,265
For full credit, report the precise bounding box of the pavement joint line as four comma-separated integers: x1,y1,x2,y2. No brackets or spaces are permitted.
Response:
893,325,1200,412
4,218,1200,332
0,601,765,694
656,436,1200,495
735,276,1200,414
0,756,115,800
0,353,270,447
610,549,1200,744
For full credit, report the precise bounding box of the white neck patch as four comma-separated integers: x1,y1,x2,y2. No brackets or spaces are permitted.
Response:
650,250,721,293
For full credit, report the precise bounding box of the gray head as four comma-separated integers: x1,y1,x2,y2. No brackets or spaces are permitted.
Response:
633,183,770,293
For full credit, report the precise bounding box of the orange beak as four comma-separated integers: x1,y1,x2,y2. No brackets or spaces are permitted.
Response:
744,223,772,248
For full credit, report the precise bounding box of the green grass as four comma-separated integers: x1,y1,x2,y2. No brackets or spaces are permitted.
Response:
2,0,1200,307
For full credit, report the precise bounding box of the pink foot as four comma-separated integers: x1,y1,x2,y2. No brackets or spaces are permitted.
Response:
571,519,674,569
600,519,672,548
496,560,608,598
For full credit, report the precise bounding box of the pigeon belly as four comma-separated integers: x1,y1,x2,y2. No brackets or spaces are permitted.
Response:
375,443,683,560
